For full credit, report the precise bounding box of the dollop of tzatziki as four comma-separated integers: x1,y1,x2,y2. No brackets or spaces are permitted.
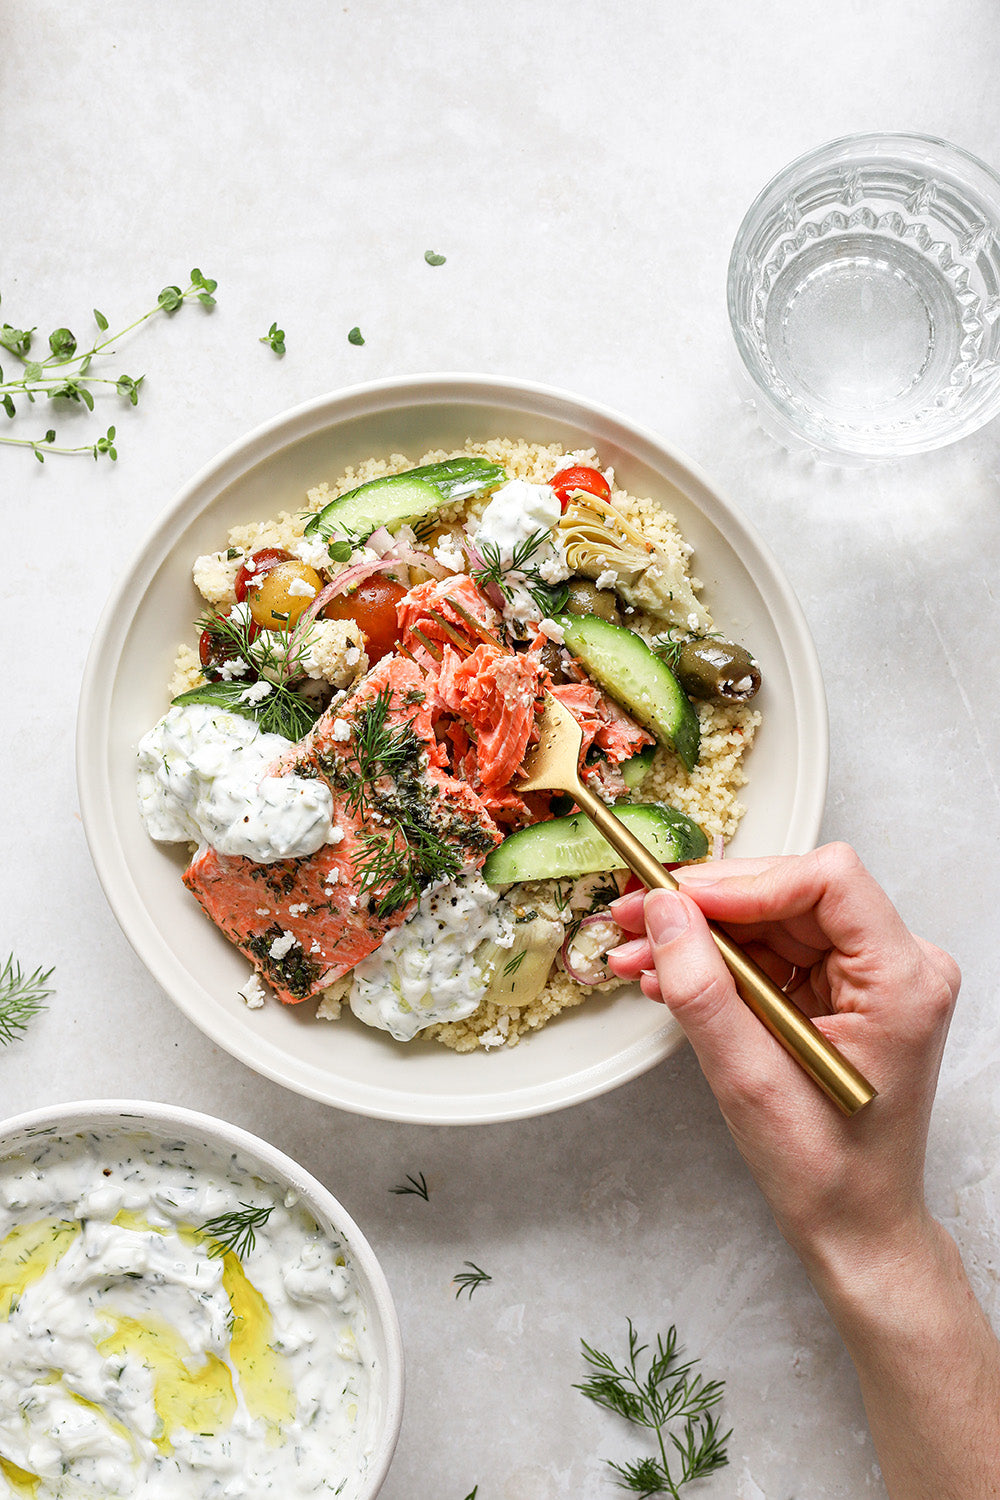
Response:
137,703,334,862
0,1130,380,1498
471,479,570,629
349,872,515,1040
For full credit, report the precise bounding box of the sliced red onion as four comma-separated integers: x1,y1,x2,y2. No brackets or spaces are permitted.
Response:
365,526,395,555
304,557,403,622
384,544,448,578
461,540,506,611
560,912,623,986
712,834,725,861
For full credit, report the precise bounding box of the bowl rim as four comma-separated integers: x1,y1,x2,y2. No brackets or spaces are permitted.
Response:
0,1095,405,1498
76,372,829,1123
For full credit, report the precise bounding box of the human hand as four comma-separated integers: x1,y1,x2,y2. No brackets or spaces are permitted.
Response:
607,843,961,1280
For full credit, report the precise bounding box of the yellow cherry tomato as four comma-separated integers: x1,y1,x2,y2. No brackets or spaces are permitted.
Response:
248,560,324,629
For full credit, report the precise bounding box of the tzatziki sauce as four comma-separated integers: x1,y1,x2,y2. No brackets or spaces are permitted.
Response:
136,703,335,862
0,1129,381,1498
349,872,515,1040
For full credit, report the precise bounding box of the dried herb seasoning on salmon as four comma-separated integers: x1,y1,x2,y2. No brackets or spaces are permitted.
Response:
136,439,762,1049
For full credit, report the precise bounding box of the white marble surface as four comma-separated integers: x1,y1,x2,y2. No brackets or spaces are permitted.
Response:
4,3,1000,1495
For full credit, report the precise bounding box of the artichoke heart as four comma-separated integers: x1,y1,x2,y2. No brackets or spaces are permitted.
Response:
558,494,711,631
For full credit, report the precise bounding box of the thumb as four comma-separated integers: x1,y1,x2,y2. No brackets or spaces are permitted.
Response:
644,888,776,1089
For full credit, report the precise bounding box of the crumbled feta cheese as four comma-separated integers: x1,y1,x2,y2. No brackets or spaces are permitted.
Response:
595,568,617,590
217,657,250,681
332,718,351,743
328,826,345,846
292,534,333,571
269,931,297,961
240,679,274,704
287,576,317,598
540,617,565,643
345,646,361,667
432,532,467,572
288,902,310,917
238,974,269,1009
255,907,271,917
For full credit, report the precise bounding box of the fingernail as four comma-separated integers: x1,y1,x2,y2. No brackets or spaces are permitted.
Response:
608,937,647,963
644,889,689,943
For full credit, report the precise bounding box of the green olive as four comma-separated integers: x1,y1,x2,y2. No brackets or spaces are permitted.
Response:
565,578,621,623
675,639,761,704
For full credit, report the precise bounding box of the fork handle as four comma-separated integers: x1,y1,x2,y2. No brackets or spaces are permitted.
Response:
572,782,876,1117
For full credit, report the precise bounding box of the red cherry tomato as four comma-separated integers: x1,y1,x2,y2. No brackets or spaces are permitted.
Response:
198,609,259,680
621,874,646,897
550,465,612,512
234,547,292,602
322,575,409,664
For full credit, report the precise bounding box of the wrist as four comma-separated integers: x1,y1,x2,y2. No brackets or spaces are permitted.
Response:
798,1211,962,1346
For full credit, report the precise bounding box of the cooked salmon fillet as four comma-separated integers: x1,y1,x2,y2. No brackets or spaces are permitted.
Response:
183,655,501,1004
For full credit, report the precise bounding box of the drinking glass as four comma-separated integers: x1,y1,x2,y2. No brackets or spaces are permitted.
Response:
728,133,1000,460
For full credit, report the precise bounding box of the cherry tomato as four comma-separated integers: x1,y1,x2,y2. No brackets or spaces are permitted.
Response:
323,575,409,664
621,874,646,897
247,559,324,630
550,465,612,512
198,609,259,680
234,547,292,602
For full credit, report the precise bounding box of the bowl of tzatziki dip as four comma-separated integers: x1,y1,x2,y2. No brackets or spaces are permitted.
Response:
0,1099,403,1500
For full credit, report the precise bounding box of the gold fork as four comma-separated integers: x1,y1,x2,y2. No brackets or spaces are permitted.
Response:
420,600,876,1116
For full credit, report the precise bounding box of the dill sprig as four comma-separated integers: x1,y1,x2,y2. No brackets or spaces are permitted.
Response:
198,1202,274,1260
354,815,462,919
390,1172,429,1200
470,529,570,619
344,688,423,813
576,1321,730,1497
177,607,321,742
453,1262,491,1300
0,954,53,1046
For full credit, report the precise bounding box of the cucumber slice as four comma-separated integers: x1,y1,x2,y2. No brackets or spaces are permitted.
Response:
303,457,506,540
482,803,707,884
557,614,700,771
621,744,655,791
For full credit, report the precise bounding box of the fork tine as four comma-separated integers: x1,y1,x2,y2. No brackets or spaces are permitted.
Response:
445,596,503,647
408,627,444,661
426,609,478,657
396,643,426,670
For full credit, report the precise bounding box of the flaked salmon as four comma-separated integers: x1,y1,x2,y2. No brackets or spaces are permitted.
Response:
183,654,501,1004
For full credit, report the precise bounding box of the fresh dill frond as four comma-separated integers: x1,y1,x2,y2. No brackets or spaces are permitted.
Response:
502,950,527,977
470,529,550,601
198,1202,275,1260
390,1172,429,1200
453,1262,491,1300
354,815,462,918
0,954,53,1046
181,607,322,741
576,1320,730,1496
344,689,422,813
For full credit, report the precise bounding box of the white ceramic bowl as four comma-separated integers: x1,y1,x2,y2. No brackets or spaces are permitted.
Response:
0,1098,404,1499
77,375,828,1123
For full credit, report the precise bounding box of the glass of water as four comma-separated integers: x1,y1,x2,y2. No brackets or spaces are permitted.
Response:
728,133,1000,460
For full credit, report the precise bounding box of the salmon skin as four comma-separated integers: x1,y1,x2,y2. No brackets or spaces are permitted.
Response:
183,655,501,1004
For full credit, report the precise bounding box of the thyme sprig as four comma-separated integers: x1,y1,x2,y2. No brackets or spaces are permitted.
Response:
259,321,286,356
390,1172,429,1200
0,954,53,1046
576,1321,730,1497
453,1262,491,1300
198,1202,274,1260
0,270,216,462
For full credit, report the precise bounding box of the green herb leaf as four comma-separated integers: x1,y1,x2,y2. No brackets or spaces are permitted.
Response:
327,539,353,563
576,1321,731,1495
157,284,184,313
424,250,447,266
198,1202,274,1260
94,308,109,332
0,954,54,1047
390,1172,429,1200
347,326,365,345
259,321,286,356
453,1262,491,1300
48,327,77,359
